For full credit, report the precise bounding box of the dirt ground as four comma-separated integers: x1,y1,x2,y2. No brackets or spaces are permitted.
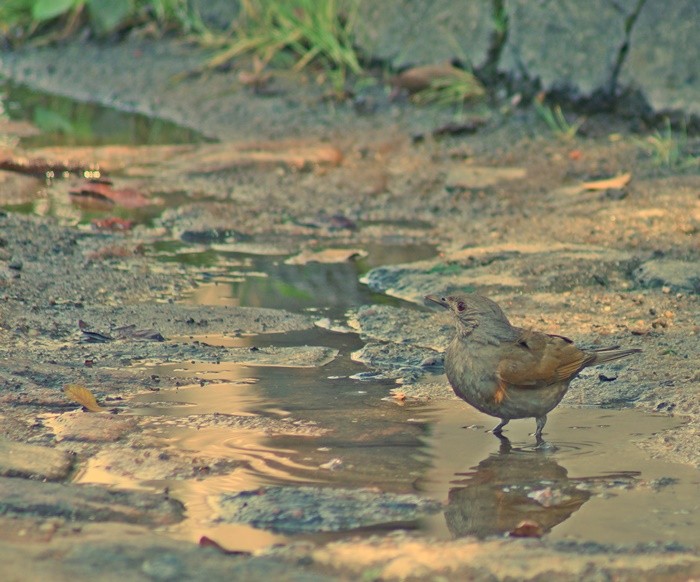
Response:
0,36,699,581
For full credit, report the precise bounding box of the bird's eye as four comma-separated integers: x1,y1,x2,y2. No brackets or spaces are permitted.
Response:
457,301,465,312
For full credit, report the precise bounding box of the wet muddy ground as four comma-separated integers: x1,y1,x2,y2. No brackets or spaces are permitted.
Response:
0,39,699,580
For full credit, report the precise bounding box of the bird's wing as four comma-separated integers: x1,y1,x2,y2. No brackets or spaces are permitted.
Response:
496,330,594,388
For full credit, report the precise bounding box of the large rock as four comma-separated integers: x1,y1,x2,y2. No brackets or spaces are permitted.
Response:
633,259,700,293
621,0,700,115
218,485,442,533
499,0,640,97
0,439,73,481
0,477,184,525
353,0,493,69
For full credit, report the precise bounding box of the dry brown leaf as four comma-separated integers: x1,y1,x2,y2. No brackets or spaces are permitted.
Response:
69,181,153,209
582,172,632,190
63,384,106,412
392,62,464,93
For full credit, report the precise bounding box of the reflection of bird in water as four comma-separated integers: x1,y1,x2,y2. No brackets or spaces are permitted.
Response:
444,436,591,539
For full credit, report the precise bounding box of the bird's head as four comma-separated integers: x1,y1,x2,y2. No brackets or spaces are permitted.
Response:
425,293,514,338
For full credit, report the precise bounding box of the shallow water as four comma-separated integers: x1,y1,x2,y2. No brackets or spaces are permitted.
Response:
1,79,206,147
73,243,699,551
75,322,699,551
168,240,436,318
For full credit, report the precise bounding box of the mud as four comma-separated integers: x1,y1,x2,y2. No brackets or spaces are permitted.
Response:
0,35,698,581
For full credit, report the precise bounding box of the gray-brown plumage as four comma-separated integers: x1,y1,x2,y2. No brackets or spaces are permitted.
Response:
426,293,641,440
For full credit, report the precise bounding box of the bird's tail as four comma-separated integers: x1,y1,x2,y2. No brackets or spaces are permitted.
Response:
590,346,641,366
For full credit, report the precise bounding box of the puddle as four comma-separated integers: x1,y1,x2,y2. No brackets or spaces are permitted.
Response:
73,226,697,551
0,79,207,147
74,327,699,551
417,405,699,545
155,240,437,318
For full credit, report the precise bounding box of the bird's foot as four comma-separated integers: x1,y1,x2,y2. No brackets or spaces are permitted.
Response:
489,419,509,435
534,415,547,440
534,438,558,451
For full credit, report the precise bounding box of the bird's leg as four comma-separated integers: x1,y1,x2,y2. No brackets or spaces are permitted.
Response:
534,415,547,439
491,418,509,434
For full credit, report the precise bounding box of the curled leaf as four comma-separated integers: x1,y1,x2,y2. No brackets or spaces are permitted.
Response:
582,172,632,191
63,384,105,412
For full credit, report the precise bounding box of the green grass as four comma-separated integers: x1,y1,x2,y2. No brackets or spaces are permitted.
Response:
201,0,361,79
637,118,698,169
533,98,584,141
411,69,485,107
0,0,202,41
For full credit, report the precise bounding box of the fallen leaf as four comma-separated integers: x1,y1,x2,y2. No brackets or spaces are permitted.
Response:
582,172,631,190
392,62,471,93
285,248,368,265
69,181,152,209
14,144,192,174
91,217,135,231
509,520,544,538
63,384,106,412
198,535,250,556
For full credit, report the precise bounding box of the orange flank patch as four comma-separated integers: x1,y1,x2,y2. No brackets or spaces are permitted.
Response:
494,382,507,404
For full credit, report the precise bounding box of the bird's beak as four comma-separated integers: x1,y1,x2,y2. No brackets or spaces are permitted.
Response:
425,295,448,309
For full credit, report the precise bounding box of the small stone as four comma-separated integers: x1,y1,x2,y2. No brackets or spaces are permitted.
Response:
0,476,184,525
0,439,73,481
634,259,700,293
49,410,137,442
38,518,63,533
319,458,344,471
629,320,652,335
8,258,23,270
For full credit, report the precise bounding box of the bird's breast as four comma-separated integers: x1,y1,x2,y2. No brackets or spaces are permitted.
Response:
444,338,570,419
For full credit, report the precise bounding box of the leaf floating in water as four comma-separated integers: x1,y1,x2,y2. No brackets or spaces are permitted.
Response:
63,384,106,413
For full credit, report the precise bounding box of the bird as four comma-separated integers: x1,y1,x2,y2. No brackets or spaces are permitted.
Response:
425,293,641,440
